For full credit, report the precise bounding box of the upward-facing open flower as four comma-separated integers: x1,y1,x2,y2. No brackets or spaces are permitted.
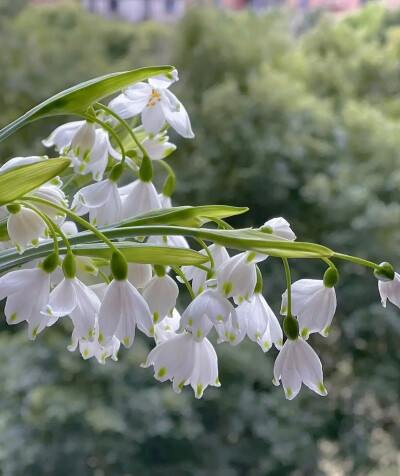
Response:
142,331,220,398
109,70,194,138
273,337,327,400
72,179,122,226
179,288,239,342
98,279,153,348
42,276,100,340
0,267,54,339
281,279,336,339
142,274,179,324
378,272,400,309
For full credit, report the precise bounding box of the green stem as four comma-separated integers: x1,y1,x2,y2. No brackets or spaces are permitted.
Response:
282,257,292,317
98,268,111,284
22,195,119,254
195,238,214,269
332,252,380,270
211,217,234,230
81,112,127,166
172,265,195,300
323,257,337,271
61,173,77,191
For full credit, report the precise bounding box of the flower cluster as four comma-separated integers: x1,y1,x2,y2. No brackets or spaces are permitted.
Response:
0,67,398,401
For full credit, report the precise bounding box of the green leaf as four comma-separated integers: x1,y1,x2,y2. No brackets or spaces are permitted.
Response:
0,65,174,143
120,205,249,228
0,158,71,206
72,242,209,266
0,218,9,241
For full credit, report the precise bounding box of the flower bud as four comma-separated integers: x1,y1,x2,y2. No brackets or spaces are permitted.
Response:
374,262,395,282
111,251,128,281
283,315,299,340
62,253,76,279
323,267,339,288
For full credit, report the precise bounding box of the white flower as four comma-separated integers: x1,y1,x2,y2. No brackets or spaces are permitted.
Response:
273,337,327,400
68,326,120,364
215,311,245,346
179,288,239,342
147,234,189,248
61,221,78,236
109,70,194,138
140,132,176,160
42,276,100,340
159,194,172,208
31,183,67,223
0,155,46,172
237,292,283,352
121,179,162,219
378,272,400,309
262,217,296,241
7,207,46,253
142,274,179,324
72,179,122,226
182,244,230,295
281,279,336,339
0,267,54,339
216,251,266,304
127,263,152,288
154,308,181,344
98,279,153,348
142,332,220,398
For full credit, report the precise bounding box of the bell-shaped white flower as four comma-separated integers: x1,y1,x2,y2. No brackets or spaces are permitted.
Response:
72,179,122,226
0,267,54,339
281,279,336,339
127,263,152,288
0,155,46,172
98,279,153,348
182,244,230,295
121,179,162,219
142,331,220,398
109,70,194,138
7,207,46,253
179,288,239,342
42,276,100,340
216,251,266,304
142,274,179,324
262,217,296,241
31,183,67,224
237,292,283,352
273,337,327,400
140,132,176,160
61,221,78,236
154,308,181,344
147,234,189,248
215,311,245,346
68,326,120,364
378,272,400,309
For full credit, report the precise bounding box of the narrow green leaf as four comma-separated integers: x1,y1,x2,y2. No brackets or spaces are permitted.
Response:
0,218,9,241
0,158,71,205
72,242,209,266
0,65,174,142
121,205,249,228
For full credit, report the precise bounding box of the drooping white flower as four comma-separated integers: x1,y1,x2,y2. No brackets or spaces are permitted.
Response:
142,331,220,398
281,279,336,339
98,279,153,348
273,337,327,400
262,217,296,241
7,207,46,253
68,326,120,364
378,272,400,309
72,179,122,226
154,308,181,344
182,244,230,295
0,267,54,339
127,263,152,288
159,194,172,208
140,132,176,160
121,179,162,219
179,288,239,342
61,221,78,236
31,183,67,224
142,274,179,324
216,251,266,304
147,234,189,249
109,70,194,138
237,292,283,352
0,155,46,172
42,276,100,340
215,311,246,346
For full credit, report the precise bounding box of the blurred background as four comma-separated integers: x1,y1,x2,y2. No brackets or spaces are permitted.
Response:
1,0,400,474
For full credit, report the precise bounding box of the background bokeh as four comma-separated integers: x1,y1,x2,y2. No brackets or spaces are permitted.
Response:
1,1,400,475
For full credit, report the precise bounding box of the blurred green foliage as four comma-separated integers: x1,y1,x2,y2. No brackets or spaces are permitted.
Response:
1,1,400,475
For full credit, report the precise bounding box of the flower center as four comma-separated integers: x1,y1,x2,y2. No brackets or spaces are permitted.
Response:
147,89,162,107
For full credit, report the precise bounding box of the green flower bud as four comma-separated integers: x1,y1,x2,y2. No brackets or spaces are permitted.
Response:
109,163,124,182
6,204,21,214
139,154,153,182
154,265,166,277
283,315,299,340
62,253,76,279
111,251,128,281
41,252,59,273
323,267,339,288
374,261,395,282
